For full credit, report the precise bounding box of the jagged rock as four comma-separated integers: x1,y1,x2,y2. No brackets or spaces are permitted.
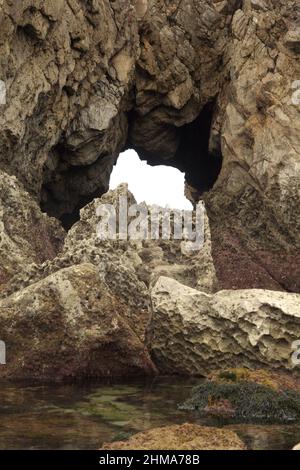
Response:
0,0,139,219
101,423,246,450
1,185,216,347
204,1,300,292
0,263,156,381
64,185,217,293
149,277,300,376
0,170,65,292
0,0,299,291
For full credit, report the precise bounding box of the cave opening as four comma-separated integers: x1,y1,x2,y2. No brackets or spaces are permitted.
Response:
41,101,222,230
174,101,223,195
128,100,223,202
110,150,193,210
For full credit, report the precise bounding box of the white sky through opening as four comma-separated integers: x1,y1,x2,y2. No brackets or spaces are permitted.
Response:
110,150,193,210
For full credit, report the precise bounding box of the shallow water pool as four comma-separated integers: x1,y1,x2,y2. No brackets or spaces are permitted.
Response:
0,377,299,450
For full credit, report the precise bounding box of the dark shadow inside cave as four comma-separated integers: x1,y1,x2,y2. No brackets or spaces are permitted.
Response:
174,102,223,195
128,101,223,200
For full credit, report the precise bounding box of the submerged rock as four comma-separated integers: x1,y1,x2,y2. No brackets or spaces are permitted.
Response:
0,263,156,381
149,277,300,376
101,423,246,450
180,369,300,423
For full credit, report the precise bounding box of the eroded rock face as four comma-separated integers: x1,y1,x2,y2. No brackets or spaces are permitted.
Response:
0,263,156,381
0,170,65,291
0,1,300,382
0,0,232,219
101,423,246,450
0,0,138,219
128,0,235,168
149,276,300,376
0,0,299,291
204,0,300,293
1,184,216,344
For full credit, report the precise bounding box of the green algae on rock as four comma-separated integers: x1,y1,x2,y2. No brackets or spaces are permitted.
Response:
179,369,300,423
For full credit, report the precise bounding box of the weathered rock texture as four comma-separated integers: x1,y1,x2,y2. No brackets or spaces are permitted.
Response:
150,276,300,377
0,0,299,291
0,170,65,292
101,423,246,450
0,185,214,380
0,0,138,220
0,1,300,381
2,184,216,299
63,184,217,294
205,0,300,293
0,263,156,381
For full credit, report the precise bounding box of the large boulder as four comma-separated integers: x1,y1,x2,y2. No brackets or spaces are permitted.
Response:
101,423,246,450
0,263,156,381
149,276,300,376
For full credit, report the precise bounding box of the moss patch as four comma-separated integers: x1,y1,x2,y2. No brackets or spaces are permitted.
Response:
180,370,300,423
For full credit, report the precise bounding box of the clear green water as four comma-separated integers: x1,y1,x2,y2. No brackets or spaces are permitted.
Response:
0,377,300,450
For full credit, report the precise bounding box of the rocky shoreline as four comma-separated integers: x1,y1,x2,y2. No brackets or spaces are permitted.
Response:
0,0,300,451
0,183,299,382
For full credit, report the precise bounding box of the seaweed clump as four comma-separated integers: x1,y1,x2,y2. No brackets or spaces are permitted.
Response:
179,369,300,423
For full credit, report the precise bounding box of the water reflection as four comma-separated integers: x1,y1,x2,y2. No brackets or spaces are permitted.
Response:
0,377,299,450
